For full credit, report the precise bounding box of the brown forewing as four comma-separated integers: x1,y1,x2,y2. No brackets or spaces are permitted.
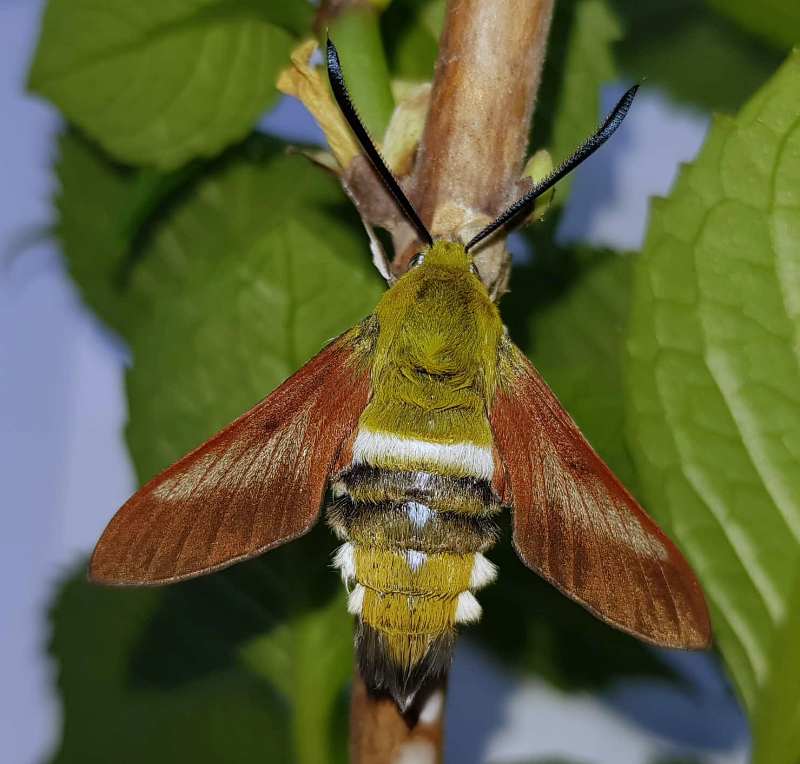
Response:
490,338,711,649
90,321,376,586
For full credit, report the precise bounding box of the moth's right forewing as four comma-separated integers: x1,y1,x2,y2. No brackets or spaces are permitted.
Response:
90,319,377,586
490,338,711,649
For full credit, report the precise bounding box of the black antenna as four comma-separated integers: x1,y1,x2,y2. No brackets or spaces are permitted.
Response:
465,85,639,252
326,38,433,247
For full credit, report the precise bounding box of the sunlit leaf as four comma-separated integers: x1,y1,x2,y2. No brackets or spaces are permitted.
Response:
30,0,304,168
752,568,800,764
626,51,800,762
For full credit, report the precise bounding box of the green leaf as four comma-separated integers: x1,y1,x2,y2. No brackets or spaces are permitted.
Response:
119,141,385,479
55,133,385,384
506,242,638,490
382,0,445,81
611,0,784,112
330,7,395,138
625,51,800,761
51,135,385,762
535,0,621,200
55,132,140,334
55,131,203,335
241,593,352,764
50,529,350,764
706,0,800,51
474,241,676,691
752,568,800,764
30,0,301,169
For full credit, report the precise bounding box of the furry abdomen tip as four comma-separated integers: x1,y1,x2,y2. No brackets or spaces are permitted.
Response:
356,623,455,709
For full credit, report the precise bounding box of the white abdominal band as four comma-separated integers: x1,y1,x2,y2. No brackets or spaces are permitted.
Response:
352,429,494,481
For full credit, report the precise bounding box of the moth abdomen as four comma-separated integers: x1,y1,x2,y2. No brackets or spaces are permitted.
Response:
328,465,500,706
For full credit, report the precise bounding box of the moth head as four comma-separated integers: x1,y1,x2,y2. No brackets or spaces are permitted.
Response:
326,37,638,272
407,240,478,275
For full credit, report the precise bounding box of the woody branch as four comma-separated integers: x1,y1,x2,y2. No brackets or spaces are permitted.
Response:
402,0,554,297
337,0,555,762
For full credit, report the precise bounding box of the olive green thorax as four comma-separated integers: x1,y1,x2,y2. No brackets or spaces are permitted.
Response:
360,240,503,446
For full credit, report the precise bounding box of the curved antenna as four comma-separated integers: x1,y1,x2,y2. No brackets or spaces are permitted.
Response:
326,38,433,247
465,85,639,252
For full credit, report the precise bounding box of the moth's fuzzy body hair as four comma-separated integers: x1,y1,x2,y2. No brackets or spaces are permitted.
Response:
326,241,504,705
469,553,498,589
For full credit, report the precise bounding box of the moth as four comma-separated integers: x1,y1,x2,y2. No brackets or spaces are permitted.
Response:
91,39,711,709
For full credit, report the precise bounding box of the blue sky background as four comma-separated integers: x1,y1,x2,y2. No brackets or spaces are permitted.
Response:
0,1,751,761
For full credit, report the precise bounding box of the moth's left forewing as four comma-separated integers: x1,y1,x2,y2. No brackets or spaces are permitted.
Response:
90,318,377,586
490,337,711,649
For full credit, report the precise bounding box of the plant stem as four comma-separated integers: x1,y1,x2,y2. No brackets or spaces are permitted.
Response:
350,672,447,763
347,0,555,758
402,0,555,297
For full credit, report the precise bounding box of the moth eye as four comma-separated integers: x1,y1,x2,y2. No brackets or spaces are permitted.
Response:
409,253,426,269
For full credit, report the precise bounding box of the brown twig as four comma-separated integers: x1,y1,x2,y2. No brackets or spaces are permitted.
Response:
349,673,447,763
402,0,555,297
345,0,554,761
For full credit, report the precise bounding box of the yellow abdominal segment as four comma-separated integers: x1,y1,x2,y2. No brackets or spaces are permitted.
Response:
354,546,479,665
355,547,475,596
